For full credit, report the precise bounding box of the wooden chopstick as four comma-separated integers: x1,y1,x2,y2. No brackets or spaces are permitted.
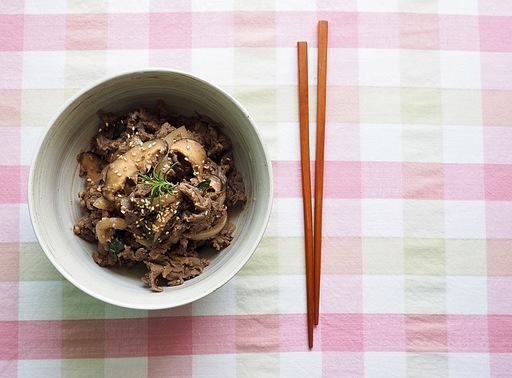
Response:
314,20,328,326
297,41,315,349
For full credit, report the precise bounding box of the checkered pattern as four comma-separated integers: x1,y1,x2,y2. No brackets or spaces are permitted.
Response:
1,0,512,376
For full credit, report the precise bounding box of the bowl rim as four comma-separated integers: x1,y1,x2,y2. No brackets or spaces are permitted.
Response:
28,67,274,309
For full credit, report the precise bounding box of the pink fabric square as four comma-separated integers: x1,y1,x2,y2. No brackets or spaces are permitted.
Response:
328,50,358,86
403,163,444,200
485,127,512,164
0,282,18,320
400,13,440,50
0,166,21,204
0,321,18,360
480,16,512,52
279,314,316,352
0,361,16,378
66,13,108,50
272,161,301,199
18,320,61,359
149,12,192,49
61,319,105,359
487,240,512,276
105,318,148,358
485,164,512,201
406,314,447,352
192,315,236,354
358,12,400,49
323,199,361,237
323,352,364,376
0,89,21,127
108,13,149,49
328,86,360,124
24,14,66,51
192,12,234,47
236,11,276,48
321,275,362,314
444,163,484,200
0,53,22,89
20,165,28,204
439,15,480,51
0,204,20,243
237,314,280,353
1,128,20,165
488,277,512,314
148,356,192,378
325,124,360,162
322,237,362,275
446,315,489,352
486,201,512,239
324,161,361,199
364,314,406,351
479,0,512,15
0,243,19,281
488,315,512,352
490,354,512,377
1,0,24,13
481,53,512,90
361,162,403,199
148,316,192,356
482,90,512,126
318,12,358,48
0,15,23,51
321,313,363,351
276,12,315,47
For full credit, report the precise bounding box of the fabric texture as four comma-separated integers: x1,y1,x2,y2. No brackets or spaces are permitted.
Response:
1,0,512,377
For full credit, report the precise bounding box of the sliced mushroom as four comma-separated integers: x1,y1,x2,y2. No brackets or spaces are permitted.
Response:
95,217,128,245
170,138,206,180
92,196,115,210
102,139,167,201
163,125,190,146
79,152,103,184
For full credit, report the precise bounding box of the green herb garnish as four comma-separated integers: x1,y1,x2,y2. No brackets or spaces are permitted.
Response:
138,162,179,205
113,122,126,138
108,236,124,259
196,179,211,191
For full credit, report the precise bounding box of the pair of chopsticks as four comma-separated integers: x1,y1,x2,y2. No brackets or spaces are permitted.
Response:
298,20,328,349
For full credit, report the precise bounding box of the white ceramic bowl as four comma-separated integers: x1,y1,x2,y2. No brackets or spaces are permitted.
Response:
28,68,273,310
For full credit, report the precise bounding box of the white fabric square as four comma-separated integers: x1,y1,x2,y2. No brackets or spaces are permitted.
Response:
444,200,486,239
276,0,316,11
268,198,305,238
365,352,406,378
193,354,236,377
192,0,234,11
447,277,487,315
449,353,490,377
401,50,441,88
235,276,279,314
19,204,37,243
321,275,362,313
19,281,63,321
360,123,402,162
362,199,403,237
192,48,234,86
280,352,322,377
193,278,236,316
363,276,405,314
359,49,400,87
357,0,398,12
235,48,276,86
443,126,483,163
22,51,65,89
108,0,149,12
106,49,149,76
276,48,299,86
24,0,67,14
18,360,62,378
279,275,306,314
439,0,478,15
20,127,45,166
403,200,444,238
273,122,300,161
440,51,481,89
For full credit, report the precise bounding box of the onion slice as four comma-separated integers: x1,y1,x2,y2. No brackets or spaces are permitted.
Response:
189,212,228,241
95,217,128,245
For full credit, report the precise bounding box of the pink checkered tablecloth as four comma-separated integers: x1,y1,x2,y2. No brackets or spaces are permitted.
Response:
1,1,512,377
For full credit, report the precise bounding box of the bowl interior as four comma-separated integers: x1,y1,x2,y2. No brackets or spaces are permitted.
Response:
29,69,272,309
